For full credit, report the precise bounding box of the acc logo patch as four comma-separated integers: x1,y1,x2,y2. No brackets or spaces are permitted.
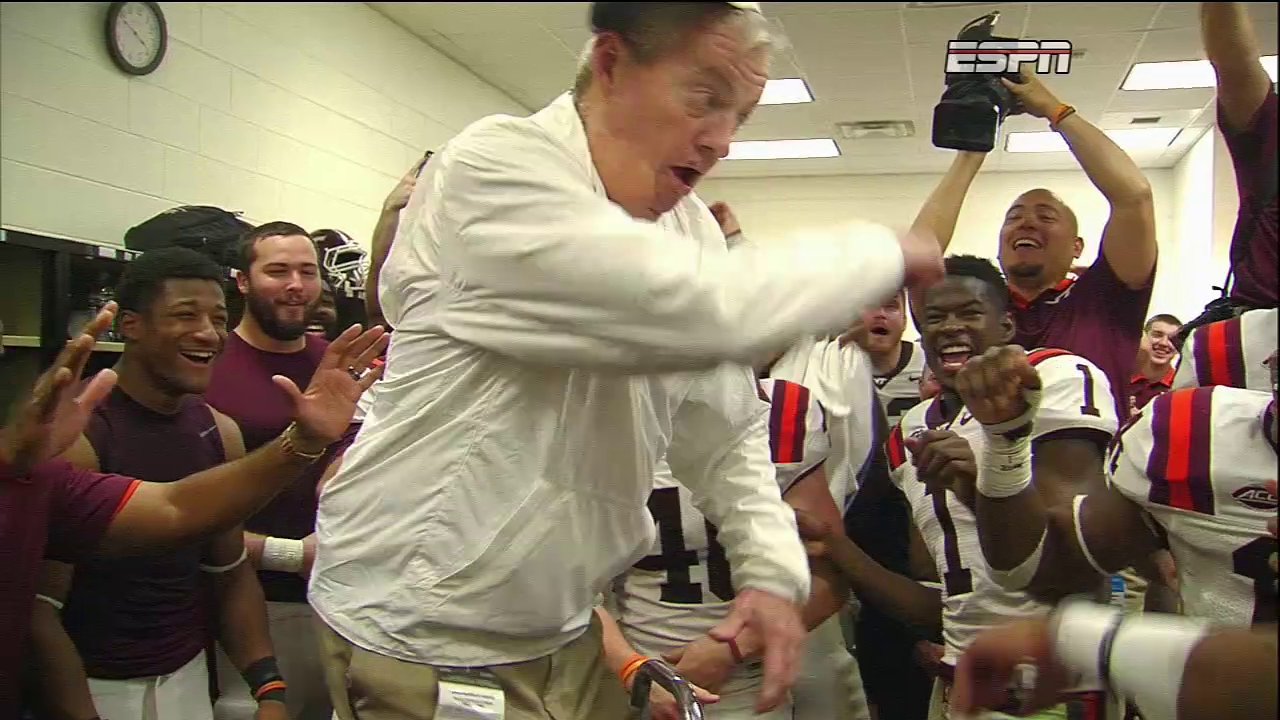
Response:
1232,485,1279,511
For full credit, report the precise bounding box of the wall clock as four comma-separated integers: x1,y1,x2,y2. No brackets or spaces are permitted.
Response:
105,2,167,76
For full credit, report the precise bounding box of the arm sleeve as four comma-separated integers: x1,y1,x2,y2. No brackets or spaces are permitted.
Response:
761,379,830,494
426,120,907,371
45,461,140,563
667,366,811,605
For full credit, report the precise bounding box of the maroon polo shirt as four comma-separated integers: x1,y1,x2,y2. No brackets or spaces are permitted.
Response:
0,459,138,716
1128,367,1176,413
1010,253,1152,418
205,332,337,603
1221,88,1278,308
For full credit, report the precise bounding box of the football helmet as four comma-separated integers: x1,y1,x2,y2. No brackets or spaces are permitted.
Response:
311,228,367,299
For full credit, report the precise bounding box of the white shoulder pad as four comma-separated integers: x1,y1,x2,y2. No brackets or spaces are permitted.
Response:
1027,349,1119,442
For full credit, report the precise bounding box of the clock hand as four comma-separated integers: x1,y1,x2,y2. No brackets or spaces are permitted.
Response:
122,18,149,53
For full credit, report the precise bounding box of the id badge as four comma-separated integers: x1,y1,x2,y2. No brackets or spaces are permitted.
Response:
436,668,505,720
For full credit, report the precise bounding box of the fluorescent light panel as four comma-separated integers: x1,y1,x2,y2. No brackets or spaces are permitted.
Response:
759,78,814,105
726,138,840,160
1122,55,1277,91
1006,127,1182,153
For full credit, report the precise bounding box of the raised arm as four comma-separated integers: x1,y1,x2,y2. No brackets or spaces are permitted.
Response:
407,122,940,372
1201,3,1273,131
1002,71,1157,288
912,152,989,255
366,154,430,328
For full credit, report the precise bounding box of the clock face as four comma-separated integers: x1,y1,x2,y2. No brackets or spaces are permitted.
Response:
108,2,166,75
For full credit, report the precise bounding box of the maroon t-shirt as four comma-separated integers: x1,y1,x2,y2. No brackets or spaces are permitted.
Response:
0,460,137,716
1221,88,1278,308
58,389,225,679
205,332,330,603
1011,253,1152,417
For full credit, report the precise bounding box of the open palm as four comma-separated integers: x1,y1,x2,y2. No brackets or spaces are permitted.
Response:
273,324,388,448
2,304,119,474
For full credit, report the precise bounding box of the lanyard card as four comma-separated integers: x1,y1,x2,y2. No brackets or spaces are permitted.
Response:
436,668,505,720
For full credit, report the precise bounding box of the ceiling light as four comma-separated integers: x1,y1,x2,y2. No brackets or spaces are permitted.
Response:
759,78,814,105
1006,127,1182,153
1122,55,1277,91
726,138,840,160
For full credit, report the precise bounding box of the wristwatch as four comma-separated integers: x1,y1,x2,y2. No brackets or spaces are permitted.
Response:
279,422,328,461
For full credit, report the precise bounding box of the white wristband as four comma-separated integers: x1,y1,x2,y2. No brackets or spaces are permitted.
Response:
979,432,1032,498
261,537,306,573
1050,599,1122,689
35,593,65,611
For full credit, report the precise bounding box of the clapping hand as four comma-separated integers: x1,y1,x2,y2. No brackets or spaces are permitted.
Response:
275,324,389,451
1,303,120,474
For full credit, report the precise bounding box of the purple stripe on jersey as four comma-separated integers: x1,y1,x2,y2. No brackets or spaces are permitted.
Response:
1146,392,1173,508
1224,316,1247,388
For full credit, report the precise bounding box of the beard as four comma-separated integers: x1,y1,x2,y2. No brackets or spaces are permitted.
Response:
245,289,312,341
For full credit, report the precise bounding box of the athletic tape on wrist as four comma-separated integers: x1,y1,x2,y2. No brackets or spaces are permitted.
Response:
989,528,1046,589
34,594,64,611
979,432,1033,498
261,537,305,573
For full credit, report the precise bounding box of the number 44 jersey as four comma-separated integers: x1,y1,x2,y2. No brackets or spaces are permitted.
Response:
611,378,830,659
1107,385,1278,626
887,349,1120,667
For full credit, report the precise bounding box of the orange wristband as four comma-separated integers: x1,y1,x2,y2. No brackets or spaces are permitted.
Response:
1049,104,1076,129
618,654,649,689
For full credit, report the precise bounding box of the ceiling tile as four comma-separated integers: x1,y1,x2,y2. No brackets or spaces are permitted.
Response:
375,2,1209,177
1135,27,1206,62
1024,2,1159,37
1106,87,1216,112
902,3,1030,47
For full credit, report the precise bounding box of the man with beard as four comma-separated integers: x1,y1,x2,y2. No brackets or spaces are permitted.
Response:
206,221,341,720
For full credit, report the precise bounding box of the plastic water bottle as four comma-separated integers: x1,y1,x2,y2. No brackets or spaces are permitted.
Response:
1109,575,1126,607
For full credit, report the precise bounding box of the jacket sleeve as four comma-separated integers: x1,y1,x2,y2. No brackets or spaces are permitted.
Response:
428,119,907,372
666,365,811,605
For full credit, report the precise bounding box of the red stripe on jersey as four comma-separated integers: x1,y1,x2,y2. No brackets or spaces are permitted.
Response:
1196,317,1247,389
1027,348,1072,366
768,380,809,464
1146,387,1216,514
885,425,908,470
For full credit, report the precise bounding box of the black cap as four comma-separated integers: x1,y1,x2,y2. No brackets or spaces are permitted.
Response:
589,2,752,33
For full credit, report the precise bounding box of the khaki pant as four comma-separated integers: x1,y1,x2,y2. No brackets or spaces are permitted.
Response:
214,602,333,720
315,615,631,720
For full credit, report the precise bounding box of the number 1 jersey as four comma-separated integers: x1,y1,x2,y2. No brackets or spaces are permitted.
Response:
612,379,830,658
887,349,1120,666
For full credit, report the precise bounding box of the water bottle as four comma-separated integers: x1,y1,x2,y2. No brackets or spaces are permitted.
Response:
1109,574,1126,607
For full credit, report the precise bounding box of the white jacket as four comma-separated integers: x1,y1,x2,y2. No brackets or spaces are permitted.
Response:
308,93,908,666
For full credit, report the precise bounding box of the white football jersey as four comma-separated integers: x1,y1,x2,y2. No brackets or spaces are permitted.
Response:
1173,308,1277,392
1107,385,1278,626
613,378,829,658
888,349,1120,666
874,340,927,428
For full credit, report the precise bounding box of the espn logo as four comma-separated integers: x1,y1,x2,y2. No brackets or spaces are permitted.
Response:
946,40,1073,74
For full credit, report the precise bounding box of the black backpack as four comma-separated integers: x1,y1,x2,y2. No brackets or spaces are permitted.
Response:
124,205,254,269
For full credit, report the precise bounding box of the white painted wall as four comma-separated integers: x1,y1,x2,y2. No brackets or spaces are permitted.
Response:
0,2,527,249
700,164,1186,335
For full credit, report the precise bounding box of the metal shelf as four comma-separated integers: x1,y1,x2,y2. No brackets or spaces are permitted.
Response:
1,334,41,348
